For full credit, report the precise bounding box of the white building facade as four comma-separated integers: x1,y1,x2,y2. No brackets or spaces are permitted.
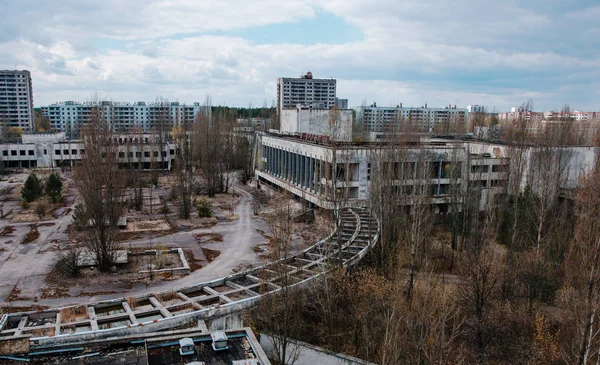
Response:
0,133,176,170
356,104,468,133
43,101,207,136
277,73,336,113
0,70,34,131
255,133,595,211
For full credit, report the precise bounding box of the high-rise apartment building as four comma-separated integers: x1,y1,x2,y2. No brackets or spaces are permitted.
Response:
0,70,34,131
277,72,336,113
43,101,207,136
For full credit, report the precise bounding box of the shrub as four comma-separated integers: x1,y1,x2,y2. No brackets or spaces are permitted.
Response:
57,248,82,277
160,198,170,217
196,198,213,218
45,173,63,203
168,187,179,201
73,203,87,231
34,201,48,219
21,173,43,203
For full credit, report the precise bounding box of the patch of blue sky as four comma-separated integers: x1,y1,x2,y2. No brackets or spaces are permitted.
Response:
224,11,363,45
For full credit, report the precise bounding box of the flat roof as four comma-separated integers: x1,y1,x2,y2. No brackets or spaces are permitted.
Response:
1,328,269,365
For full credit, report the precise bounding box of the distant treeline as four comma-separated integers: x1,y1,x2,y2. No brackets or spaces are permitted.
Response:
211,106,275,119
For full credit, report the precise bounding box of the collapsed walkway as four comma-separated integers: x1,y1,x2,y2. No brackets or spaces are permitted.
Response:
0,208,379,346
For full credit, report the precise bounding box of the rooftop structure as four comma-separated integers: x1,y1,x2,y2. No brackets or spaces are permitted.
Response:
0,327,271,365
279,105,353,142
0,70,34,131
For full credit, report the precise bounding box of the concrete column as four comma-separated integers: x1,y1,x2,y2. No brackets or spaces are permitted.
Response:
283,150,287,180
309,158,315,192
307,157,312,191
300,155,305,187
291,152,295,183
288,152,292,183
280,149,285,178
298,154,302,186
437,160,443,195
294,153,298,185
279,149,283,177
266,146,270,174
304,156,309,188
276,149,280,178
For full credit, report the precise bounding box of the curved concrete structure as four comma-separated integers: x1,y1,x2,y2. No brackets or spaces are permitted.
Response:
0,208,379,346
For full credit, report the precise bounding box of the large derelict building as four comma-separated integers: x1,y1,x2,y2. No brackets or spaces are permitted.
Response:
256,133,512,211
255,130,595,211
356,104,468,133
277,72,336,112
0,70,34,131
43,101,207,136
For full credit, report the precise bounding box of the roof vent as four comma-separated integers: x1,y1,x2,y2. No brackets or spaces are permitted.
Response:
179,337,195,356
212,331,229,351
232,360,260,365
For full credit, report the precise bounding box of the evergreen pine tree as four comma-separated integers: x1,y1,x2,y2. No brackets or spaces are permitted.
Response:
21,173,42,203
45,172,63,203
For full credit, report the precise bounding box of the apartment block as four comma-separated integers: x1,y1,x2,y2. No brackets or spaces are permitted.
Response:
277,72,336,113
43,101,207,136
356,103,468,133
0,70,34,131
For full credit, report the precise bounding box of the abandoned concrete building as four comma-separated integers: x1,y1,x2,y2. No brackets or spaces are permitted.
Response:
255,118,596,211
0,132,177,169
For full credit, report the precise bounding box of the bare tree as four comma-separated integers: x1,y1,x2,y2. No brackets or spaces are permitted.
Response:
74,102,124,272
562,159,600,365
402,149,435,301
253,192,303,365
174,113,195,219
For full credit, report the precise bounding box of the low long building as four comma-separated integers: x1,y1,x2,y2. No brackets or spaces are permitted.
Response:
0,132,176,169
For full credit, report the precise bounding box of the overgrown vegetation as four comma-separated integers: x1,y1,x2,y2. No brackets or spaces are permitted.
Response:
251,104,600,364
195,198,212,218
45,172,62,203
21,172,42,203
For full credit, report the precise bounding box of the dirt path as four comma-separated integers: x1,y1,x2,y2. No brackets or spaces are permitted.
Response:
2,182,271,308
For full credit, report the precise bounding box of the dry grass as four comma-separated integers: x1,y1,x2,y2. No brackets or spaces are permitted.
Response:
155,291,179,304
0,304,48,314
0,225,15,236
201,247,221,263
194,232,224,244
29,327,55,337
21,224,39,244
126,296,137,310
59,305,88,323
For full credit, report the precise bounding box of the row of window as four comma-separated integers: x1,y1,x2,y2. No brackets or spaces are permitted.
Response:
2,150,34,156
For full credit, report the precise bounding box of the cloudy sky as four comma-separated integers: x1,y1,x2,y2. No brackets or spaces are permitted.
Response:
1,0,598,111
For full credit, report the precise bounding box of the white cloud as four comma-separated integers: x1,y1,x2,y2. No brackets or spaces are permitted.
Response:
0,0,598,111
